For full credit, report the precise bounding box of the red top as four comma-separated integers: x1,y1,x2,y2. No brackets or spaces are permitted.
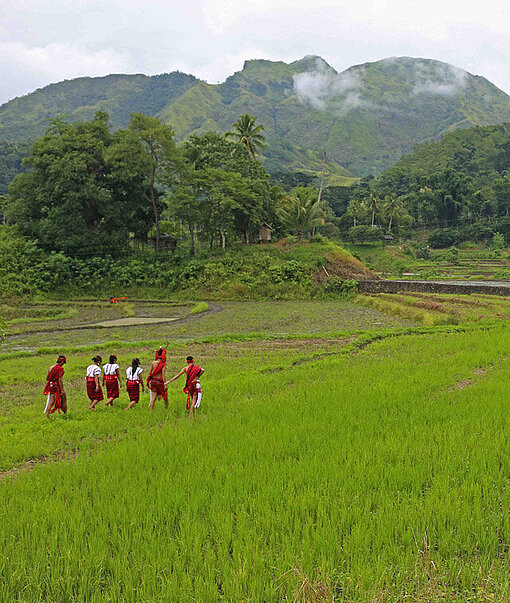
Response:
43,364,65,395
185,364,202,389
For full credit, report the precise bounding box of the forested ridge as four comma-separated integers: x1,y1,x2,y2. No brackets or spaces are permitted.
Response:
3,95,510,300
2,55,510,180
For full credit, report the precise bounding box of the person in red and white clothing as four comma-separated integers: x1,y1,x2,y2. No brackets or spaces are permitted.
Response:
86,356,103,410
43,355,67,418
147,347,168,411
125,358,144,410
166,355,204,419
103,354,122,406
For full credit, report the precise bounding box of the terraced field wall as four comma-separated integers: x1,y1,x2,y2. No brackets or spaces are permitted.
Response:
358,280,510,296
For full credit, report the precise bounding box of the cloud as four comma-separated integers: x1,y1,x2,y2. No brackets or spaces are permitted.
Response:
293,58,369,113
411,62,468,96
0,0,509,106
291,55,473,119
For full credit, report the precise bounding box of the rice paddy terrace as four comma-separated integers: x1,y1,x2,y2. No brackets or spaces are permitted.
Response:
1,296,509,601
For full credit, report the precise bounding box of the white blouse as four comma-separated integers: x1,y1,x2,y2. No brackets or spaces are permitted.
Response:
103,363,119,376
86,364,101,378
126,366,143,381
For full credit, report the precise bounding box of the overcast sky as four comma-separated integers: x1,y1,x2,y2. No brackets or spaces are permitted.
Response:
1,0,509,106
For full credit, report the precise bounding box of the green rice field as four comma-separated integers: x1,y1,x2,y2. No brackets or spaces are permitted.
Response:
0,299,509,601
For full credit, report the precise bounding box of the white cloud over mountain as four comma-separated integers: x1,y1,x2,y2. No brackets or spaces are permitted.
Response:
0,0,509,105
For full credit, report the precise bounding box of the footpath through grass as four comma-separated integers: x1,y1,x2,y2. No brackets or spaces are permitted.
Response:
0,301,509,600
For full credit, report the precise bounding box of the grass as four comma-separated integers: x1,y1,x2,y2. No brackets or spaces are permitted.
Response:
1,299,510,599
190,301,209,314
345,242,510,280
1,300,410,352
357,291,510,326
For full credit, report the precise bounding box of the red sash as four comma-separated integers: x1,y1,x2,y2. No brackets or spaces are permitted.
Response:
43,365,64,414
147,360,166,386
184,364,202,409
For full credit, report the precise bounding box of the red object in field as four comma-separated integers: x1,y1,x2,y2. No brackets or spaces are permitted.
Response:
109,296,127,304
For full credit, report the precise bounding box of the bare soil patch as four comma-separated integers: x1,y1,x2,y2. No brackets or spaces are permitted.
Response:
446,366,491,393
0,449,78,481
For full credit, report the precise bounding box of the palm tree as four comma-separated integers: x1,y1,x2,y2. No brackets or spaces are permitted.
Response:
346,199,368,227
369,190,380,227
279,187,324,242
226,114,266,159
383,194,398,231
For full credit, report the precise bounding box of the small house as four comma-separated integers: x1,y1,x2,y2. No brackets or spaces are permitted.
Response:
150,233,177,251
259,223,273,243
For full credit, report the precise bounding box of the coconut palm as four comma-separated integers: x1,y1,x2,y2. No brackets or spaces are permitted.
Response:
226,114,266,159
346,199,368,227
369,190,381,227
279,187,324,242
382,194,410,232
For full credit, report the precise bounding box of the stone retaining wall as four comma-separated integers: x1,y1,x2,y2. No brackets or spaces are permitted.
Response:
358,280,510,296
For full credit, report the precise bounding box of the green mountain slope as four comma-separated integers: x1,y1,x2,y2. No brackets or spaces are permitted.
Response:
1,56,510,180
377,122,510,192
0,72,197,142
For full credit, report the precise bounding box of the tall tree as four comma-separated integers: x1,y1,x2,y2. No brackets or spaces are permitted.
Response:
346,198,368,227
226,114,266,159
128,114,180,252
178,133,271,247
7,111,135,254
369,190,380,227
105,129,154,245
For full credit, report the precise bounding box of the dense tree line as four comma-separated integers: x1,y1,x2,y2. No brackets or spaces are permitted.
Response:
0,141,27,195
300,123,510,246
8,109,509,256
372,124,510,245
5,111,331,256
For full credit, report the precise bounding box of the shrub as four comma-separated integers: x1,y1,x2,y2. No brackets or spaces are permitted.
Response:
190,301,209,314
490,232,505,251
348,225,383,244
427,229,460,249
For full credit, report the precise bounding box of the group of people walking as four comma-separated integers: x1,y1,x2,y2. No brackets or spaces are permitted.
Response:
44,347,204,419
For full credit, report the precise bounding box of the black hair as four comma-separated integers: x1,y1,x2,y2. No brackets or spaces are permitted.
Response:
186,356,194,362
156,347,164,358
109,354,117,364
92,355,102,363
131,358,140,374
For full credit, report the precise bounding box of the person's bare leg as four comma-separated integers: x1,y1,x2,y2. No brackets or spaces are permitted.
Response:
45,393,54,419
189,394,197,419
61,394,68,414
149,391,156,411
125,400,137,410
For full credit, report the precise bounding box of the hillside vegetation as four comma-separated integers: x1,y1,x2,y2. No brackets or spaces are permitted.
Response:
1,56,510,180
0,226,373,299
370,123,510,244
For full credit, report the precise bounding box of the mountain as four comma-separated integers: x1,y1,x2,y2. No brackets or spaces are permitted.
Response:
0,72,197,142
377,122,510,193
1,56,510,179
